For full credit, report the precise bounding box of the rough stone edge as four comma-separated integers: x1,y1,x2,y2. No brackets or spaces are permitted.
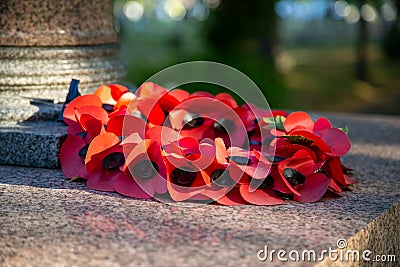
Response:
316,201,399,267
0,125,67,168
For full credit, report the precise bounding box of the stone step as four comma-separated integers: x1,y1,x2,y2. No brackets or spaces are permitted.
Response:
0,121,66,168
0,112,399,266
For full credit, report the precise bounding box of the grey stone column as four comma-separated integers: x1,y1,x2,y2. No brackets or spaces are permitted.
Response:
0,0,126,167
0,0,126,123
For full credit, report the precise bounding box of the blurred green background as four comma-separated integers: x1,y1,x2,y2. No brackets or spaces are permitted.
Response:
114,0,400,114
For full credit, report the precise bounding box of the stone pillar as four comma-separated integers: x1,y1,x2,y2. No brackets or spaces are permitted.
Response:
0,0,126,168
0,0,126,123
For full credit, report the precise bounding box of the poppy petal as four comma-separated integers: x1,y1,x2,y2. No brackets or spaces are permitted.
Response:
85,169,119,192
239,184,284,205
323,157,347,186
215,187,247,206
75,106,108,128
85,132,120,165
146,126,180,146
168,89,190,102
115,91,137,110
63,95,102,124
328,178,343,193
114,172,153,199
93,84,129,105
215,93,238,108
67,122,84,136
107,115,148,138
60,135,86,179
284,111,314,132
137,82,167,98
320,128,351,156
137,98,165,126
215,137,228,164
290,129,332,153
313,117,332,132
158,92,181,112
344,174,356,185
293,173,329,202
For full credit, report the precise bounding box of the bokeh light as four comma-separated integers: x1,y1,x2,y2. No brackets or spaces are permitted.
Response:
334,0,350,18
344,4,360,24
192,4,210,21
123,1,144,22
381,2,397,22
361,4,378,23
164,0,187,21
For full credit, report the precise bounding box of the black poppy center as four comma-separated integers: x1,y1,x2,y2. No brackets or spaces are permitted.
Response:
283,168,306,186
170,167,197,187
102,152,125,169
132,160,159,179
228,156,251,165
76,132,87,139
258,175,274,189
78,144,89,159
102,104,115,113
183,112,204,128
265,155,286,163
211,169,236,187
213,118,235,133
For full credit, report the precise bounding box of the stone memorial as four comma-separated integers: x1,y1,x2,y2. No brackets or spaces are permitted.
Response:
0,0,125,167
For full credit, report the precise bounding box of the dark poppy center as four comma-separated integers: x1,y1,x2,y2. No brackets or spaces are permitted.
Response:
132,160,159,179
213,118,235,133
258,175,274,189
183,112,204,128
102,104,114,113
102,152,125,169
249,140,262,145
283,168,306,186
170,168,196,187
228,156,251,165
211,169,236,187
78,144,89,159
265,155,286,163
76,132,87,139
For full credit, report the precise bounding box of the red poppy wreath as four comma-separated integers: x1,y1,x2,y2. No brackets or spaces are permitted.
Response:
60,82,354,206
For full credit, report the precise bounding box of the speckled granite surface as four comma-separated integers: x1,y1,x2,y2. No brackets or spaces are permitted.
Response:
0,122,67,168
0,113,399,267
0,0,117,46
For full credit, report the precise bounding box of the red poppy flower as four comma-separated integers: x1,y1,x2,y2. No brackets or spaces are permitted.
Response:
321,156,354,193
134,82,182,126
63,95,102,124
63,105,108,156
59,83,353,206
277,150,329,202
164,155,208,202
239,182,284,206
196,160,243,205
107,114,148,139
266,111,351,157
115,139,167,199
184,138,254,205
60,135,88,179
233,145,294,205
169,96,247,147
214,137,271,181
83,132,125,191
161,136,242,203
93,84,129,106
